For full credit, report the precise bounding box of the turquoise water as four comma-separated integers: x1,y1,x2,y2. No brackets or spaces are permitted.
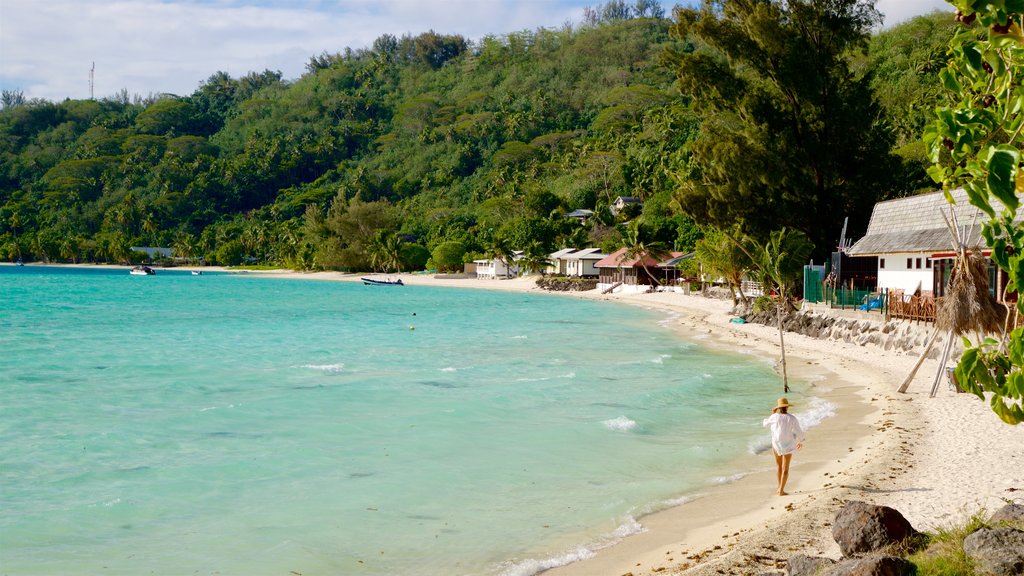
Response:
0,266,805,575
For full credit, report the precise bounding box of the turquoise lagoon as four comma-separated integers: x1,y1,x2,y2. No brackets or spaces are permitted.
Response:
0,266,825,575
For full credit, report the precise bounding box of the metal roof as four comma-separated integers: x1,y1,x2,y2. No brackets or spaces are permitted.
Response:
548,248,577,259
564,248,605,260
847,188,1023,256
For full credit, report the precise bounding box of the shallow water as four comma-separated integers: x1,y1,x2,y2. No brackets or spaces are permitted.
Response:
0,266,821,575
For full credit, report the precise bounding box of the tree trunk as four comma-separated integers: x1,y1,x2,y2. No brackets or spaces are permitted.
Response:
776,301,789,393
641,264,661,287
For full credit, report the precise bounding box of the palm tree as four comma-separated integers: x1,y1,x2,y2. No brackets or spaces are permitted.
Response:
367,230,402,273
518,241,551,276
694,227,753,306
172,232,198,265
617,219,671,288
485,234,517,279
746,228,814,393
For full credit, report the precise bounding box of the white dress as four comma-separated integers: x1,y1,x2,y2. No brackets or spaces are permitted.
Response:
763,412,805,456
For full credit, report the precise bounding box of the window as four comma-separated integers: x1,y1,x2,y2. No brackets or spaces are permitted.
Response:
926,259,932,269
916,258,922,269
907,258,912,268
880,258,885,269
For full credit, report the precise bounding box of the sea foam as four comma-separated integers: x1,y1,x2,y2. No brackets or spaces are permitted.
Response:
300,363,345,373
499,516,645,576
603,416,637,432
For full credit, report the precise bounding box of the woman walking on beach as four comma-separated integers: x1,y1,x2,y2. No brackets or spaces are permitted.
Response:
763,397,804,496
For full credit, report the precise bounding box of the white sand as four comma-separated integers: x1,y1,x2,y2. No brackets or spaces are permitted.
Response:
27,264,1024,574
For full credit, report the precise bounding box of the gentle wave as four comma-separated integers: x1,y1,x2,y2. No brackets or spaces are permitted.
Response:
603,416,637,432
500,516,645,576
709,472,747,485
440,367,458,372
651,354,672,364
299,363,345,373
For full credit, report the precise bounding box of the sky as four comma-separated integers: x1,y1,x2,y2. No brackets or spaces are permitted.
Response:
0,0,953,102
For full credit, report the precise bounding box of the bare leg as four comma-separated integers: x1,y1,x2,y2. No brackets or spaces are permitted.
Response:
779,453,793,496
773,450,783,493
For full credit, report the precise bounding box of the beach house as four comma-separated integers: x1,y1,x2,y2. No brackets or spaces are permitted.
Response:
848,188,1021,295
546,248,578,275
846,188,1023,321
595,247,685,293
563,248,607,278
474,252,522,279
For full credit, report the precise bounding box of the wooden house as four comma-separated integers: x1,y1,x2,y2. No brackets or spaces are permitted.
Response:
595,247,685,293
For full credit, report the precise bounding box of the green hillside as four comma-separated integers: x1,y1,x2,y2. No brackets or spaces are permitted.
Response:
0,3,956,270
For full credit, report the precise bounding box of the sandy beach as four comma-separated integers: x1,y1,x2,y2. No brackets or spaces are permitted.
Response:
15,263,1024,574
274,270,1024,575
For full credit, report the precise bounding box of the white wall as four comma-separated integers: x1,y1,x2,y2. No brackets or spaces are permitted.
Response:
875,252,935,294
566,259,600,277
475,259,519,279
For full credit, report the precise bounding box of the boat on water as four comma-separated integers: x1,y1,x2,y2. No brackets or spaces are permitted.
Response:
129,265,155,276
191,270,203,276
14,259,24,266
361,277,403,286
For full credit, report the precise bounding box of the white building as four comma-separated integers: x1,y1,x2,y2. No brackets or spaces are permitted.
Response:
546,248,578,275
847,188,1022,296
564,248,606,278
474,252,522,279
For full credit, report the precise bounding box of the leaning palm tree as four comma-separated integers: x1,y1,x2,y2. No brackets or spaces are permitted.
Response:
617,219,671,288
694,227,753,306
745,227,814,393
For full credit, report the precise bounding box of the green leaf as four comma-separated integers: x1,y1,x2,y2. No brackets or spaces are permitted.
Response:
927,165,947,185
940,68,963,94
987,145,1022,211
964,181,997,217
964,44,984,72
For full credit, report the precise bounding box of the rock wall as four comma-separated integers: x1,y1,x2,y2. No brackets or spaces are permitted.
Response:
744,308,956,359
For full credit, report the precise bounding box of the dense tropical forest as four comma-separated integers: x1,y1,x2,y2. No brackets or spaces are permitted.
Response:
0,1,962,271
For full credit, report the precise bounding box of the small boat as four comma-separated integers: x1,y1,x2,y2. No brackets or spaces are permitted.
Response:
129,265,155,276
191,270,203,276
14,259,24,266
361,277,403,286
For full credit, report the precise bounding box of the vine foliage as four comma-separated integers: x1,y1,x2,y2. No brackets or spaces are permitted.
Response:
924,0,1024,423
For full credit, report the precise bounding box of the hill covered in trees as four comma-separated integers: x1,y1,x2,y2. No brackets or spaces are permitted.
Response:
0,2,958,270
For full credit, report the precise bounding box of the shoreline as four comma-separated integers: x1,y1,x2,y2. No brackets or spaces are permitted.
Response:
11,264,1023,574
291,272,1024,575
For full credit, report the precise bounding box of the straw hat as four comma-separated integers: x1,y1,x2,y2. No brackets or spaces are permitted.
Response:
772,397,792,413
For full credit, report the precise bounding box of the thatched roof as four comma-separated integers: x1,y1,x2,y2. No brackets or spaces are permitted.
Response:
847,188,1023,256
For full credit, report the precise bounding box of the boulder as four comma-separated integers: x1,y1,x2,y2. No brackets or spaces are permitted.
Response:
832,501,918,557
963,527,1024,576
992,504,1024,524
787,554,836,576
825,555,915,576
